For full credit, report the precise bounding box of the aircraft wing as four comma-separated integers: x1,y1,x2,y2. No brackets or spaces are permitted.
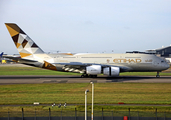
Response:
55,62,131,72
54,62,91,72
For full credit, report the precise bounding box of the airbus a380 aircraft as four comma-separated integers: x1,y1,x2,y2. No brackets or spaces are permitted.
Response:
4,23,170,78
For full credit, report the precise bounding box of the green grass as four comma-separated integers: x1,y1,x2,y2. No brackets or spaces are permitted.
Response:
0,82,171,114
0,65,171,113
0,83,171,105
120,72,171,76
0,66,79,75
0,66,171,76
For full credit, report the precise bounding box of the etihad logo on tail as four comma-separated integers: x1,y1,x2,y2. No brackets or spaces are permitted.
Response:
5,23,44,58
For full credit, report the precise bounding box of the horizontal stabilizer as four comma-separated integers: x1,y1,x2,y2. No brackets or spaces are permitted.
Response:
3,55,38,62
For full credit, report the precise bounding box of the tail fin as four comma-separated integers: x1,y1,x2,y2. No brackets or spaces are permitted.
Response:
0,52,3,58
5,23,44,58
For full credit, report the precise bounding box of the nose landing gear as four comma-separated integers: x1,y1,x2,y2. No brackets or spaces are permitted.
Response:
156,71,160,78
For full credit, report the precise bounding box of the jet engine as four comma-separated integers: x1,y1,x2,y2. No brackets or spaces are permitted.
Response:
103,67,120,76
86,65,101,75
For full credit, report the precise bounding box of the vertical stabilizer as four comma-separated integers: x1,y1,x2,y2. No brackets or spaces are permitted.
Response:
0,52,3,58
5,23,44,58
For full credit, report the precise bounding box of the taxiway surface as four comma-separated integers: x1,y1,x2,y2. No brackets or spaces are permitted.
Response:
0,75,171,84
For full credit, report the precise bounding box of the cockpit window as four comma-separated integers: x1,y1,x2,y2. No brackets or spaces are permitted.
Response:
161,61,164,63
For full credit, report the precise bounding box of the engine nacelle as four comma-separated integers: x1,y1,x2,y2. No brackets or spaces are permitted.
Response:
103,67,120,76
86,65,101,75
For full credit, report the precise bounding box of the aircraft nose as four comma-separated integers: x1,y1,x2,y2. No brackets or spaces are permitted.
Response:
166,63,170,69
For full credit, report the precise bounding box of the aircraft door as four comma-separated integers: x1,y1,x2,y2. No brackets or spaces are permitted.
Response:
77,56,79,62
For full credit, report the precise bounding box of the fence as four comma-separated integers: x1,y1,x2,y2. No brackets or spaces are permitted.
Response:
0,108,171,120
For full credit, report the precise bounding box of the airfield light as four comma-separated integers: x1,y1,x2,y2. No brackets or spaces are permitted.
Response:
90,82,94,120
85,89,89,120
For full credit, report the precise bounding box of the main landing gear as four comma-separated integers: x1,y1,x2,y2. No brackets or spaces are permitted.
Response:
81,74,89,78
156,71,160,78
81,74,97,78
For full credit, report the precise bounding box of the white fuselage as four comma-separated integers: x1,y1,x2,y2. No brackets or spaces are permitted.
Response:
25,53,170,73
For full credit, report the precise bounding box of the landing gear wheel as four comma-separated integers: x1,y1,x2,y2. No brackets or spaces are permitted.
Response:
93,75,97,78
81,75,84,78
89,75,97,78
156,75,160,78
81,74,97,78
81,74,89,78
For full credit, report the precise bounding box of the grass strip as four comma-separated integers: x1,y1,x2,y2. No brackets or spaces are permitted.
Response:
0,83,171,105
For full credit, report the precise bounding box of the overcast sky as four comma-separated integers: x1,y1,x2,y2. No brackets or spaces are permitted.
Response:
1,0,171,54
